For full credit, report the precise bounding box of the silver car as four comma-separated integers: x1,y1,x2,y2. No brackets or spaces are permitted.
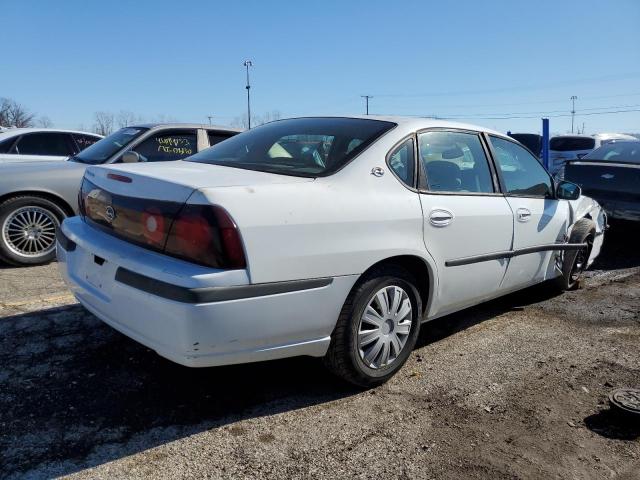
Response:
0,123,240,266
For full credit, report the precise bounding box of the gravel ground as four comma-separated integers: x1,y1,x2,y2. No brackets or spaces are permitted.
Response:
1,223,639,479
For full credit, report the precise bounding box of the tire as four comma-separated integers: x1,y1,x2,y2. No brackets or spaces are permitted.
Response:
0,195,67,267
324,265,422,387
554,219,596,291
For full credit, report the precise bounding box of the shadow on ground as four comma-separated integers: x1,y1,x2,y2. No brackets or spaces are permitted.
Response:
584,409,640,441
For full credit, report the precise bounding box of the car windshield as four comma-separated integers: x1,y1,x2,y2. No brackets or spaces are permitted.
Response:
71,127,147,164
187,118,396,177
583,142,640,164
550,136,595,151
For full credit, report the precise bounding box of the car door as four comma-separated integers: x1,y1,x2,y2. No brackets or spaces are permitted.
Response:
417,129,514,316
129,129,198,162
488,135,570,291
11,132,75,162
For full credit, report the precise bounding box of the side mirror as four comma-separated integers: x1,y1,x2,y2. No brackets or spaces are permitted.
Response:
556,180,581,200
121,151,145,163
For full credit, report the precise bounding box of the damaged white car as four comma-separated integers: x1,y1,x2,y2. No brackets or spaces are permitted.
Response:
57,117,605,386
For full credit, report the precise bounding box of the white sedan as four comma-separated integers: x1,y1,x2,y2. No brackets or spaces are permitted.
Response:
57,116,605,386
0,128,102,163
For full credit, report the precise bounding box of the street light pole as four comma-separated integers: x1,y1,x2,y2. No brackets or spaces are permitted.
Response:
207,115,213,125
361,95,373,115
244,60,253,129
570,95,577,133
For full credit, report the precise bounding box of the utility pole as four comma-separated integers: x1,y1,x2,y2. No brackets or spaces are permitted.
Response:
244,60,253,129
570,95,577,133
361,95,373,115
207,115,213,125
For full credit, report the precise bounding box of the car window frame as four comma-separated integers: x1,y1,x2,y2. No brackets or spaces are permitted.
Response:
385,134,419,191
486,134,556,200
416,128,502,197
13,131,76,156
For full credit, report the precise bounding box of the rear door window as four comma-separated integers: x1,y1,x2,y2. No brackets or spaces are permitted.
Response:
207,131,235,147
418,131,494,193
133,130,197,162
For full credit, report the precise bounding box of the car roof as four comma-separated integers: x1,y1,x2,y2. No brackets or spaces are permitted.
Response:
265,115,509,139
130,122,243,132
0,128,103,139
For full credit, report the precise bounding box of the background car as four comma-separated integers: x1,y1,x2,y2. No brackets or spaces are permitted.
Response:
508,133,542,159
560,141,640,222
57,116,605,387
549,133,638,174
0,128,102,163
0,123,241,266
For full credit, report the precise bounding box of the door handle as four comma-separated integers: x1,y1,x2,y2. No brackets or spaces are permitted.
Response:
429,209,454,227
516,208,532,222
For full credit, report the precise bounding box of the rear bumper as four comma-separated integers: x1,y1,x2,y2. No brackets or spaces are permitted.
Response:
57,217,357,367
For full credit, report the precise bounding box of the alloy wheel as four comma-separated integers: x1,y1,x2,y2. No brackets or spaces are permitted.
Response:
2,206,59,258
358,285,413,369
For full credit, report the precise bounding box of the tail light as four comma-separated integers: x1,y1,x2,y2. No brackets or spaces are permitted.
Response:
164,205,246,269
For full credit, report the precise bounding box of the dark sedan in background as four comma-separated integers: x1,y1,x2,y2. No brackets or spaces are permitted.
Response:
561,141,640,222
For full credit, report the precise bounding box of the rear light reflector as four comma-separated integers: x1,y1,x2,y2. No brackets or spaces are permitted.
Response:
165,205,246,269
107,173,133,183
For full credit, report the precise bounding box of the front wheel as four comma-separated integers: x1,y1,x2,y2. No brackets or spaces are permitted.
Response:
554,219,596,291
0,195,67,266
324,265,422,387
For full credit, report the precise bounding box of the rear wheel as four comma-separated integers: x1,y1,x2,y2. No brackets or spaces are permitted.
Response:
0,196,67,266
324,265,422,387
554,219,595,291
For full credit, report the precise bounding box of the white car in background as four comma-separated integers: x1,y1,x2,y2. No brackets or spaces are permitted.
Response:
57,116,605,386
549,133,639,174
0,128,102,163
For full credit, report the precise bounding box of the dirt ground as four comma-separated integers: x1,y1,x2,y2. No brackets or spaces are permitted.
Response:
1,223,639,479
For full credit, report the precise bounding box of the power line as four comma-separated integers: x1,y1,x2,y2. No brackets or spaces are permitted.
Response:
376,108,640,121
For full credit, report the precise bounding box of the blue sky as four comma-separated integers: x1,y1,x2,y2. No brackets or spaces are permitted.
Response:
1,0,639,135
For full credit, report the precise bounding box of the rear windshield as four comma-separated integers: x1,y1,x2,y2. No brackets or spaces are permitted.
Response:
72,127,147,164
187,117,396,177
583,142,640,164
550,137,595,152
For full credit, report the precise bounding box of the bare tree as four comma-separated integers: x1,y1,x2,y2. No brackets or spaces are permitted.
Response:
260,110,281,125
231,111,282,129
0,98,35,127
93,111,115,136
117,110,142,128
37,116,53,128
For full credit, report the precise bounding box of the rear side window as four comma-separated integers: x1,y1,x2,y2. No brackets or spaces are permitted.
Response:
418,131,494,193
72,134,101,152
14,132,74,156
387,138,415,187
207,131,234,147
491,136,553,197
133,130,197,162
550,137,595,151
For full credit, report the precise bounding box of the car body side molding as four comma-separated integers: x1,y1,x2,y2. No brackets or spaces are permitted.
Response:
114,267,334,303
445,243,587,267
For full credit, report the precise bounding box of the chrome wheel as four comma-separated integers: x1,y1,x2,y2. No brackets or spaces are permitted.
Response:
569,240,591,284
358,285,413,369
2,206,59,258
